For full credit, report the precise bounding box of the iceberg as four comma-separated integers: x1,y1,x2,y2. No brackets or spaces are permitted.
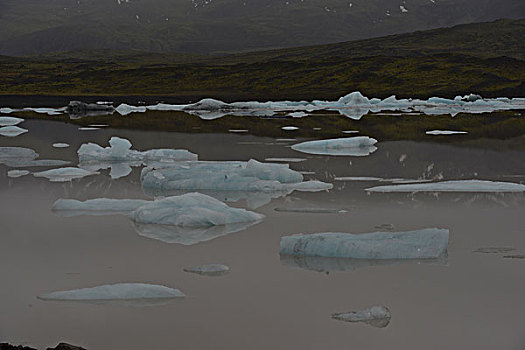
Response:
183,264,230,276
332,306,391,328
365,180,525,193
291,137,378,156
130,193,264,227
426,130,468,135
0,147,69,168
279,228,449,259
115,104,147,115
7,170,30,178
38,283,184,301
0,126,28,137
33,167,99,182
0,116,23,126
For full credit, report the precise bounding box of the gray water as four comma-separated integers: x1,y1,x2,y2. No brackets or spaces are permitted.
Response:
1,119,525,350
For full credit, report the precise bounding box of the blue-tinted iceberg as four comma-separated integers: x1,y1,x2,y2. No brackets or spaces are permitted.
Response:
33,167,99,182
279,228,449,259
291,136,378,156
366,180,525,193
38,283,184,300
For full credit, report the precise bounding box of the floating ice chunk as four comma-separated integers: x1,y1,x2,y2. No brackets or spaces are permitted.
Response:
33,167,99,182
229,129,248,133
282,126,299,131
79,127,100,131
183,264,230,276
342,130,359,134
38,283,184,301
366,180,525,193
0,147,69,167
0,126,28,137
52,198,149,216
280,228,449,259
130,192,264,227
115,104,147,115
426,130,468,135
264,158,307,163
291,137,378,156
337,91,370,106
0,116,23,126
24,107,64,115
334,176,383,181
289,180,333,191
53,143,70,148
0,108,16,114
332,306,391,328
289,112,308,118
7,170,30,178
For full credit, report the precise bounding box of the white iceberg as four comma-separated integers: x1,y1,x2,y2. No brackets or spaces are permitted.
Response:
183,264,230,276
426,130,468,135
279,228,449,259
38,283,184,300
130,192,264,227
33,167,99,182
0,126,28,137
53,143,70,148
366,180,525,193
7,170,30,178
332,306,391,328
0,147,69,167
0,116,23,126
291,136,378,156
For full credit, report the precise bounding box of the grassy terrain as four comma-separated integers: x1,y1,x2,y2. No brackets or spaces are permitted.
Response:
0,19,523,100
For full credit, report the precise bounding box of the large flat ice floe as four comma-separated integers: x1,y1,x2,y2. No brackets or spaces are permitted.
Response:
291,136,378,156
141,159,333,208
78,137,198,179
0,147,69,168
0,116,24,126
366,180,525,193
0,126,28,137
332,306,391,328
33,167,99,182
279,228,449,259
38,283,185,301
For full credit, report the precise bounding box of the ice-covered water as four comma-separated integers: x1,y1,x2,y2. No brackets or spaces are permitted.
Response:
1,118,525,350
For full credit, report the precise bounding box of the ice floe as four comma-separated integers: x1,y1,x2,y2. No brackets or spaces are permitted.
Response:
0,147,70,168
366,180,525,193
289,112,308,118
33,167,99,182
7,170,30,178
264,158,307,163
183,264,230,276
0,126,28,137
0,116,23,126
79,127,100,131
280,228,449,259
282,126,299,131
52,143,70,148
52,198,149,216
291,136,378,156
275,207,347,214
38,283,184,301
332,306,391,328
426,130,468,135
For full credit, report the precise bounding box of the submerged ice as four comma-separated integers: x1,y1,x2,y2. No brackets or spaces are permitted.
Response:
279,228,449,259
332,306,391,328
291,137,378,156
38,283,185,300
33,167,99,182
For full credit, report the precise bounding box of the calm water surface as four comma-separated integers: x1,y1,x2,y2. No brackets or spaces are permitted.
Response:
1,119,525,349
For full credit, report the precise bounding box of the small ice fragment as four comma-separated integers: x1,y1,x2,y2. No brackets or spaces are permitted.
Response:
332,306,391,328
0,116,24,126
229,129,249,133
0,126,28,137
38,283,184,300
183,264,230,276
366,180,525,193
426,130,468,135
7,170,30,178
282,126,299,131
474,247,516,254
275,138,297,142
33,167,99,182
375,223,394,231
89,124,109,127
289,112,308,118
53,143,70,148
79,127,100,131
280,228,449,259
342,130,359,134
291,137,377,156
334,177,383,181
503,255,525,259
265,158,307,163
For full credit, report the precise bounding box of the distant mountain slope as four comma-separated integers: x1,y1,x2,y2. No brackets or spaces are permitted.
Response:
0,0,523,55
0,20,523,99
